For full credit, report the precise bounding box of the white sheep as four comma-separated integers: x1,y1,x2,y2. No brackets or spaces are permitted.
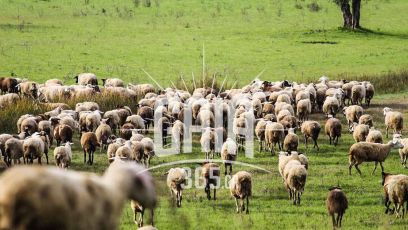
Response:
351,123,369,143
283,159,307,205
0,161,157,230
323,94,340,117
343,105,364,131
53,142,73,169
351,84,366,106
399,138,408,168
296,99,311,123
229,171,252,214
166,168,188,207
221,138,238,175
366,128,383,144
201,127,217,159
383,107,404,138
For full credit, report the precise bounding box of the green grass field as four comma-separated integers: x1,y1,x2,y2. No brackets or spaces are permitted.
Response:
1,0,408,229
0,0,407,84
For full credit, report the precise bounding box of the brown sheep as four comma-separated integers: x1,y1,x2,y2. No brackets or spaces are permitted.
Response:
382,172,408,215
0,77,18,93
326,187,348,228
120,123,135,140
80,132,99,165
137,106,154,130
283,128,299,152
53,124,73,146
301,121,321,150
202,163,220,200
325,117,342,146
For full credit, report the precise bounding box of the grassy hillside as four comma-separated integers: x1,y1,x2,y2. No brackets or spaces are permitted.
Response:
0,0,407,84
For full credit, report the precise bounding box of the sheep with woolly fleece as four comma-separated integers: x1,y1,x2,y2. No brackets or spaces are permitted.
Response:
255,119,267,151
362,81,374,106
265,122,285,154
323,94,340,117
172,120,185,152
75,72,98,85
20,116,38,135
17,114,34,133
0,134,13,160
383,107,404,138
53,142,73,169
251,98,262,118
107,138,125,163
326,88,344,103
104,110,121,133
326,187,348,228
38,120,53,146
23,133,47,164
85,110,103,132
53,122,73,146
301,121,321,150
73,84,100,98
342,81,358,105
221,138,237,175
382,172,408,214
277,109,292,122
17,81,39,99
0,93,19,108
366,128,383,144
351,84,366,106
95,119,113,151
348,136,404,175
278,151,309,177
315,87,326,112
274,102,294,116
102,78,124,87
115,140,133,161
325,117,342,146
115,106,132,125
343,105,364,131
4,138,24,165
295,90,310,104
0,161,157,230
196,109,215,128
140,137,154,167
0,77,18,94
137,106,154,130
296,99,311,123
128,83,155,96
387,177,408,218
229,171,252,214
155,117,170,146
283,128,299,152
44,107,63,119
399,138,408,168
276,94,292,104
130,132,145,142
201,127,217,159
80,132,99,165
59,116,79,134
283,159,307,205
166,168,188,207
130,141,145,164
44,78,63,86
201,162,221,200
75,101,99,112
359,114,373,128
351,123,369,143
126,115,146,133
262,102,274,116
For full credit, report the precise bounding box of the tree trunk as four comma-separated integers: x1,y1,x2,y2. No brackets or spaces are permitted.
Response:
340,0,352,28
352,0,361,29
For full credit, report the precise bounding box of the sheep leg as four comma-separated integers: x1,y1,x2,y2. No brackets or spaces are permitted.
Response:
313,139,319,151
386,126,389,138
379,162,385,173
38,156,41,165
372,162,378,175
213,188,216,200
224,163,228,175
331,214,336,228
45,153,49,164
83,149,86,164
245,196,249,214
329,136,332,145
205,184,211,200
304,135,308,149
139,209,144,227
235,198,239,213
354,164,362,176
229,164,233,175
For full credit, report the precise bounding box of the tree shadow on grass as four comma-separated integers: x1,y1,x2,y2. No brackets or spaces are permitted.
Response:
338,26,408,39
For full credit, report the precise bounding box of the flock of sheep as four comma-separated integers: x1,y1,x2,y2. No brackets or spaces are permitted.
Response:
0,73,407,229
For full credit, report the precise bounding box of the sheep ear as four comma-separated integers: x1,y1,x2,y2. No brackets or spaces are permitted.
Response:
163,171,169,176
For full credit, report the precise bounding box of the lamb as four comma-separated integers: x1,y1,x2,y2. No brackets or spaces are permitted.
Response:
283,160,307,205
172,120,185,152
323,95,340,117
399,138,408,168
351,84,366,106
53,142,73,169
221,138,238,175
358,114,373,128
23,133,47,164
75,72,98,85
0,161,157,230
326,187,348,228
229,171,252,214
201,162,220,200
166,168,188,207
4,138,24,165
351,123,369,142
296,99,311,123
383,107,404,138
80,132,99,165
348,136,404,175
265,122,285,154
283,128,299,152
366,128,383,144
343,105,364,131
301,121,321,150
201,127,217,159
102,78,124,87
325,117,342,146
95,119,113,151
